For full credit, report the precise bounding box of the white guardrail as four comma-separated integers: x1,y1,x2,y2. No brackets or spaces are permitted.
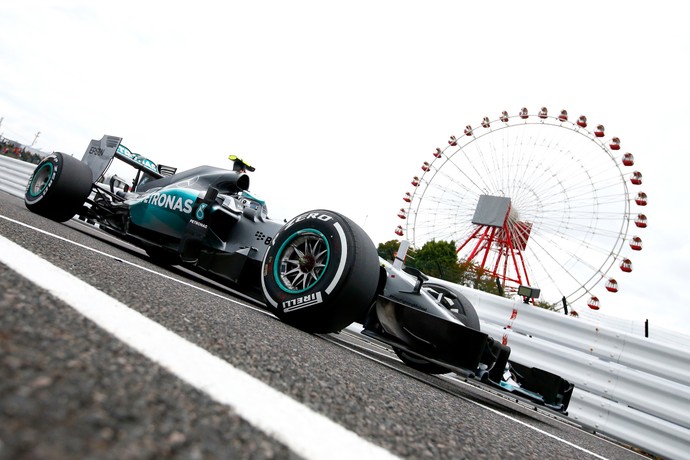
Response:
455,283,690,460
0,155,35,198
2,155,690,459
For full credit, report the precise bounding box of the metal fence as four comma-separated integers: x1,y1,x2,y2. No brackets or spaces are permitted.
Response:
0,155,35,198
2,155,690,459
452,282,690,460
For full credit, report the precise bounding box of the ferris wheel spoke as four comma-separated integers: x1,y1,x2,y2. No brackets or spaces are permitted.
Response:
438,157,495,196
524,230,616,301
400,107,645,310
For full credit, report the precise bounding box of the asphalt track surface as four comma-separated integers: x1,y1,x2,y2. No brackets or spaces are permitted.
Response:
0,192,649,460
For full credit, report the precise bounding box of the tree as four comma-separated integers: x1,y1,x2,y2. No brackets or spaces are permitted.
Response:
533,300,557,311
411,240,462,283
376,238,506,297
377,239,402,263
459,259,503,296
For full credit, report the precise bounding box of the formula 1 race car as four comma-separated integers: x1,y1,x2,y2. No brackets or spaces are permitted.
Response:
24,135,573,412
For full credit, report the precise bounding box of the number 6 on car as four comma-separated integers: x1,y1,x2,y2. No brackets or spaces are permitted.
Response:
24,135,574,413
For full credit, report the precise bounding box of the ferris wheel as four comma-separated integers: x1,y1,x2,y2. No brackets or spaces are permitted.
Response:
395,107,648,310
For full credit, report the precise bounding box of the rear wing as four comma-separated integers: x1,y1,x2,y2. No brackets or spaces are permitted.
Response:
81,134,177,183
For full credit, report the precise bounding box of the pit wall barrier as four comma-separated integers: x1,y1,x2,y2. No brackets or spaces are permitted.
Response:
450,280,690,460
2,156,689,459
0,155,35,198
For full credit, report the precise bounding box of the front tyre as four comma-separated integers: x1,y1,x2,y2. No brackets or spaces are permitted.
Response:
25,152,93,222
261,210,380,333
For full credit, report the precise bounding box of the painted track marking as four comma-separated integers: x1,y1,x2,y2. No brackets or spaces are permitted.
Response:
0,214,612,459
0,224,399,460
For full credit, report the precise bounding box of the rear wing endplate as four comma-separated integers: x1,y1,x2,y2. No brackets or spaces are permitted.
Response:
81,135,123,182
81,135,177,182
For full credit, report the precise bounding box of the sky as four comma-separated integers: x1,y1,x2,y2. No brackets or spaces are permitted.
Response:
1,1,689,335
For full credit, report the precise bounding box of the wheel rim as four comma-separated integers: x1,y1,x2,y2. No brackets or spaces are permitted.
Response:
28,162,54,197
274,229,330,293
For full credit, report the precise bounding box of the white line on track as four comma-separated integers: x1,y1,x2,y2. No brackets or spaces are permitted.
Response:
0,220,399,460
338,326,612,460
1,214,611,459
3,215,261,308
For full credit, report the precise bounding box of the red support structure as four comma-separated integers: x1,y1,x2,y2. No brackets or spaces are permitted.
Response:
456,225,485,255
456,218,532,288
465,226,492,262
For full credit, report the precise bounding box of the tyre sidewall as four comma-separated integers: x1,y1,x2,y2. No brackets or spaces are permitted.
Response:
261,209,379,333
25,155,60,205
24,152,93,222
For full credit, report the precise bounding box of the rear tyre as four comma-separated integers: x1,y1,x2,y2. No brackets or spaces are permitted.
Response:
25,152,93,222
261,209,379,333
